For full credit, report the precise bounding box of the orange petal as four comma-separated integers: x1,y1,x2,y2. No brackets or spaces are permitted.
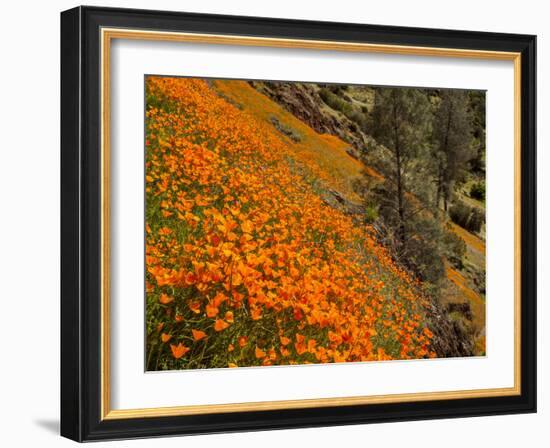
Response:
159,293,174,304
206,302,219,318
255,346,266,359
279,336,291,346
250,307,262,320
188,301,201,314
295,342,307,355
170,343,190,359
192,329,207,341
214,319,230,332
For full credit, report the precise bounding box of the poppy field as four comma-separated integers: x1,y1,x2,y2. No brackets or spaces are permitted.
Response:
144,76,483,371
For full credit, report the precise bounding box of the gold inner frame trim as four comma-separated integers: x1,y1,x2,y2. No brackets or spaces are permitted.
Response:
100,27,522,420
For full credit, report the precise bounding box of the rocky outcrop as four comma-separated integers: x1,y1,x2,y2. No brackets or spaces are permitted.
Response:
249,81,372,155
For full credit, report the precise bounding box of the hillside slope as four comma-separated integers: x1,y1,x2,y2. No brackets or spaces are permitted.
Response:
232,79,485,355
145,77,443,370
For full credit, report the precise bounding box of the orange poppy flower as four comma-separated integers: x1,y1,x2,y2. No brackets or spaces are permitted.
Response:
255,346,266,359
206,302,219,318
214,319,230,332
170,343,190,359
192,329,207,341
159,293,174,304
188,301,201,314
279,336,291,346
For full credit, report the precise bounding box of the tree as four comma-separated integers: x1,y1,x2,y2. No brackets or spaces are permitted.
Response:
432,90,473,211
366,88,432,245
362,88,444,284
468,90,486,174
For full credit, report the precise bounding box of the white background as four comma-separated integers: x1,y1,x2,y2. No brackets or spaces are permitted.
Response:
111,40,515,410
0,0,546,447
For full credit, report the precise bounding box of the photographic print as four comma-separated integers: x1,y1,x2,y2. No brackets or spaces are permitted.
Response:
145,76,486,371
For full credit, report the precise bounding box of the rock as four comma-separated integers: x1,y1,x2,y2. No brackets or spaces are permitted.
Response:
249,81,370,153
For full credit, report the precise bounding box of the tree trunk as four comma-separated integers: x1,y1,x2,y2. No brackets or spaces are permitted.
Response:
396,148,406,244
436,162,443,211
441,101,454,214
392,93,406,247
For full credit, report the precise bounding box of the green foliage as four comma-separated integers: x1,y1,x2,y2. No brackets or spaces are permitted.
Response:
363,204,379,224
432,89,474,210
442,226,467,268
449,201,484,233
363,87,450,284
319,88,352,113
401,217,446,285
469,181,486,201
448,201,470,228
319,88,367,129
468,208,484,233
354,86,486,300
470,264,486,295
269,116,302,142
468,91,486,173
368,88,432,157
346,110,367,129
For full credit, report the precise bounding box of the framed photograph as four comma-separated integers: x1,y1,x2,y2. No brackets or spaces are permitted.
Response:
61,6,536,441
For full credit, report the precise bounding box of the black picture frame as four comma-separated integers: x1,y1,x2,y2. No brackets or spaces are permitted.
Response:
61,5,536,442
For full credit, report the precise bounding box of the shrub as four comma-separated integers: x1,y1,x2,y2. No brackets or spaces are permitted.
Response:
319,88,370,131
347,110,367,129
449,201,484,233
468,207,484,233
469,181,485,201
449,202,469,228
319,88,353,115
363,204,378,224
442,227,466,268
269,116,302,142
402,226,445,285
